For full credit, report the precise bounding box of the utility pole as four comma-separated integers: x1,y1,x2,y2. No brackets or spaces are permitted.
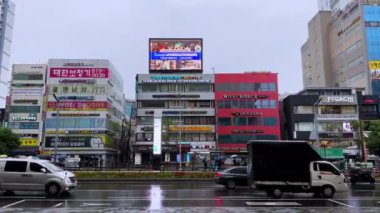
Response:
53,94,60,163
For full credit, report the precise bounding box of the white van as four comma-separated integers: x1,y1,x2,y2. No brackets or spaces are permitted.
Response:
0,158,77,196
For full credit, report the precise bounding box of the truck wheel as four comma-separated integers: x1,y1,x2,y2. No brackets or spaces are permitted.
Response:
226,179,236,189
46,183,61,196
272,188,282,198
321,186,335,198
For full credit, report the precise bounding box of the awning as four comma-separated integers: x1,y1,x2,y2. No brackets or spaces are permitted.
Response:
315,148,344,159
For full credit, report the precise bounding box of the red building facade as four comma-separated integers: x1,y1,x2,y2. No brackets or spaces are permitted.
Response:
215,73,281,154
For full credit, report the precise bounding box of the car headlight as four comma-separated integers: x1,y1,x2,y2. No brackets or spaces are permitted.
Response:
64,176,71,183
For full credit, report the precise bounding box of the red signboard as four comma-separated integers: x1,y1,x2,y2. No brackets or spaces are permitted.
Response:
47,101,109,109
50,68,109,78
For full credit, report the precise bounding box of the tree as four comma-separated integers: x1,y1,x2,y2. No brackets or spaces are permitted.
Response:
367,121,380,156
0,128,20,154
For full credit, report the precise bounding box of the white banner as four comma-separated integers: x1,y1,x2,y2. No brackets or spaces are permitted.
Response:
153,117,162,155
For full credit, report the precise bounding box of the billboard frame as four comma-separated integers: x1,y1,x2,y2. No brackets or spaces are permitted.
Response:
149,38,203,73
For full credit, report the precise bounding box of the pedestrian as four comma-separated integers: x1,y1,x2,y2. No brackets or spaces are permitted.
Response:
203,159,207,171
233,158,237,166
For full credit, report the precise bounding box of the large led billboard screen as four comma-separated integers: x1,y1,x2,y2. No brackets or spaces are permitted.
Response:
149,38,203,73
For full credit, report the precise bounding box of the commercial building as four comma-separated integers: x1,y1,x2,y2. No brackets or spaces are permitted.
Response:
44,59,124,166
135,74,216,167
0,0,15,107
215,73,281,155
301,0,380,95
7,64,47,155
281,87,378,160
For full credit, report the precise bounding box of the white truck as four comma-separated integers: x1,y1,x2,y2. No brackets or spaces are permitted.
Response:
247,140,348,198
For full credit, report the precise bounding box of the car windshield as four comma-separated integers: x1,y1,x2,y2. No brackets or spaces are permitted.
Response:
40,162,63,172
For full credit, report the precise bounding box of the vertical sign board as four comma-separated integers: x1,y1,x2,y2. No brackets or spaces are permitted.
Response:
153,117,162,155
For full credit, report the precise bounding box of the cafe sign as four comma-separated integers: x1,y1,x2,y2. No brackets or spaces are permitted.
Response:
320,95,357,105
169,126,213,132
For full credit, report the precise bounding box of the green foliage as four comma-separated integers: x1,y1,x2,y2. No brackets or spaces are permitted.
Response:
0,128,20,154
367,121,380,155
350,120,364,147
74,171,215,179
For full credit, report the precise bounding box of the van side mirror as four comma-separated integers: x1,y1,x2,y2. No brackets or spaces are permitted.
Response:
333,170,340,176
40,168,47,173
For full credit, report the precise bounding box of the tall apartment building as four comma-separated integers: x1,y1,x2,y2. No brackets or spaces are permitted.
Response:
0,0,15,107
8,64,47,155
302,0,380,95
135,74,216,167
44,59,124,166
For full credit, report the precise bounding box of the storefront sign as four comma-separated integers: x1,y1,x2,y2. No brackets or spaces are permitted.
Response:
152,94,200,98
142,126,154,131
12,83,44,87
8,122,39,129
46,130,107,134
318,132,354,139
47,108,108,112
12,88,43,96
59,79,96,84
316,114,358,120
58,96,95,101
50,68,109,78
17,134,38,138
231,112,262,117
45,136,108,148
12,113,37,121
362,0,380,5
223,94,268,99
145,111,154,115
49,85,107,94
51,113,101,117
13,99,38,104
232,130,264,134
321,95,357,104
169,126,212,132
337,16,361,37
143,75,210,83
47,101,109,109
20,138,39,147
162,111,208,115
62,62,94,67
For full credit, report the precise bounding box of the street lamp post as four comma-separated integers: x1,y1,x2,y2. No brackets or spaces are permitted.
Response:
313,97,322,152
53,94,60,163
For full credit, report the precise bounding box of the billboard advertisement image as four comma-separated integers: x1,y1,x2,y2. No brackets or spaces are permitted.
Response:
149,38,202,72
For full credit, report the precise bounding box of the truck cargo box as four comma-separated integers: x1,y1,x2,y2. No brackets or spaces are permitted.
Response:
247,140,322,183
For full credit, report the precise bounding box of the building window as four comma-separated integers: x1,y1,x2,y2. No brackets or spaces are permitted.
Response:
199,101,211,108
247,83,253,91
262,83,268,92
293,105,313,114
232,84,238,92
232,100,239,108
217,100,224,109
295,122,314,131
13,73,43,81
207,133,214,141
141,100,165,108
262,100,269,109
225,84,230,92
239,117,247,126
320,105,342,114
270,100,277,109
255,100,261,109
248,117,261,126
225,100,231,108
200,133,207,141
218,117,231,126
159,84,169,92
240,83,245,91
217,84,223,92
263,117,277,126
140,84,157,92
10,106,40,113
188,84,210,92
247,100,254,108
240,100,246,108
254,83,261,91
269,83,276,92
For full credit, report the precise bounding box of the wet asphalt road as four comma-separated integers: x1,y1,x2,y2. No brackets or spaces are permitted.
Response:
0,181,380,212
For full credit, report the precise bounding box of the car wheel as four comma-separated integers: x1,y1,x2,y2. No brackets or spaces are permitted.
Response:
226,179,236,189
321,185,335,198
272,188,282,198
46,183,61,196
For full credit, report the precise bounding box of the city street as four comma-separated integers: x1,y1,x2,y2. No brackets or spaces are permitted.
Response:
0,181,380,212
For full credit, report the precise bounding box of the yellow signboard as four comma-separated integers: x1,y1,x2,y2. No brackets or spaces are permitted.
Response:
169,126,212,132
20,138,39,147
369,61,380,79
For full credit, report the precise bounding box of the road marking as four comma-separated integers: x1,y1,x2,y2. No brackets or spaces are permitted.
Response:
2,200,25,208
246,202,301,206
80,203,111,207
0,196,45,199
53,202,63,208
328,199,354,208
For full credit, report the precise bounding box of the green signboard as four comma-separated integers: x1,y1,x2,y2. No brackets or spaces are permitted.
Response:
315,148,344,159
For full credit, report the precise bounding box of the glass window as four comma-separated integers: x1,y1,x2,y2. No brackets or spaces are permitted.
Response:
199,101,211,108
159,84,169,92
217,100,224,109
200,133,207,141
264,117,277,126
247,100,254,108
4,161,27,172
240,83,245,91
240,100,246,108
254,83,261,91
188,84,210,92
318,163,338,173
232,84,238,91
207,133,214,141
262,100,269,109
270,100,277,109
218,117,231,126
13,73,43,81
233,117,239,126
247,83,253,91
10,106,40,113
232,100,239,108
248,117,261,126
141,100,165,108
225,100,231,108
224,84,230,92
140,84,157,92
262,83,268,92
217,84,223,91
30,162,44,173
239,117,247,126
255,100,261,109
269,83,276,92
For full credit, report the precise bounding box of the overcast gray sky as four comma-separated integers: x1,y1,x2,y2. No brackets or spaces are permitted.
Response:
11,0,318,99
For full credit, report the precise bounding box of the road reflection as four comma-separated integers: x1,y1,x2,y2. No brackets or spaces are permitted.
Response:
149,185,162,210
